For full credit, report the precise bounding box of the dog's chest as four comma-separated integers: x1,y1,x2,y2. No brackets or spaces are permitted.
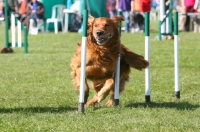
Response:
85,50,118,79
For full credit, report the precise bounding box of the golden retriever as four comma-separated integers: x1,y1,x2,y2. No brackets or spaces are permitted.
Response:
70,16,149,106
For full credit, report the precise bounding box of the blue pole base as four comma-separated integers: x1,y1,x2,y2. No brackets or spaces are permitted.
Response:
145,95,151,102
113,99,119,106
175,91,180,99
77,103,84,113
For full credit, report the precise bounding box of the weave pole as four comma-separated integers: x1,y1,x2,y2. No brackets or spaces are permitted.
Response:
114,11,122,106
173,12,180,99
140,0,151,102
4,0,9,48
77,8,88,113
114,55,120,106
23,26,28,53
144,12,150,102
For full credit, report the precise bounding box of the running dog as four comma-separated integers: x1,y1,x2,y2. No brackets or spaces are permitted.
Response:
70,16,149,106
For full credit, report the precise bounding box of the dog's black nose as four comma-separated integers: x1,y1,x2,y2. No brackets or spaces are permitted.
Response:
96,30,104,36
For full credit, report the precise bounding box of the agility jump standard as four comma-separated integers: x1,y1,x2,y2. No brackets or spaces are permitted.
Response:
158,0,173,40
3,0,28,53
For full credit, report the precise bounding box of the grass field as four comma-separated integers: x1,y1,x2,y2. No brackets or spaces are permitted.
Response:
0,20,200,132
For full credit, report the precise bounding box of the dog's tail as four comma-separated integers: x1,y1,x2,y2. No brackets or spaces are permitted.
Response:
120,44,149,71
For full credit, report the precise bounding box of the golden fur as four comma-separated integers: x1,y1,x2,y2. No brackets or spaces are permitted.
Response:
70,16,149,106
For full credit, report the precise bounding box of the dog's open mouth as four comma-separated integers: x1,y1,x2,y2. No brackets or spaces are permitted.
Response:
95,35,112,45
96,37,107,45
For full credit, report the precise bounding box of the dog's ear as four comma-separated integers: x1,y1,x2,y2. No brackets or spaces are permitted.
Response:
88,16,95,30
111,16,124,27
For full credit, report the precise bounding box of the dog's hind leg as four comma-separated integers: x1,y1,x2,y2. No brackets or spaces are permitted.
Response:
71,69,90,104
84,79,90,103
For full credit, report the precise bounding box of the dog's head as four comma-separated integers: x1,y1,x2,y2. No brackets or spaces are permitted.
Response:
88,16,124,45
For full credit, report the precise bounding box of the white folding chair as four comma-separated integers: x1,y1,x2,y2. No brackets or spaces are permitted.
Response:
46,4,66,34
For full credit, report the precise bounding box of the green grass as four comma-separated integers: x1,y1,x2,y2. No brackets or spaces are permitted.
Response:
0,21,200,132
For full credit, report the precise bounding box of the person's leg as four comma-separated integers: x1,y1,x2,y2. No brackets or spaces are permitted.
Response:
176,5,186,31
184,15,190,31
129,11,135,28
123,11,130,33
191,15,197,32
178,14,186,30
30,12,38,27
109,10,117,18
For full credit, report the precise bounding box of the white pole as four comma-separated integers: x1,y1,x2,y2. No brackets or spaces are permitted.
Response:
160,0,166,34
166,10,169,34
174,12,180,98
11,13,16,47
79,36,87,104
145,12,150,102
114,11,122,106
17,20,22,47
78,9,88,113
174,35,179,93
145,36,150,102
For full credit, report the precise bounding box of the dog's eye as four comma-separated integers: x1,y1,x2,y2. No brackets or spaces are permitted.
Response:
105,24,109,27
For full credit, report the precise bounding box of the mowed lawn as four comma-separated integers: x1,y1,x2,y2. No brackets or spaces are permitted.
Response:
0,20,200,132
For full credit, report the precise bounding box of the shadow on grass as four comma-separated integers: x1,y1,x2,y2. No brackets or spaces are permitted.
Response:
125,101,200,110
0,106,78,113
1,102,198,113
